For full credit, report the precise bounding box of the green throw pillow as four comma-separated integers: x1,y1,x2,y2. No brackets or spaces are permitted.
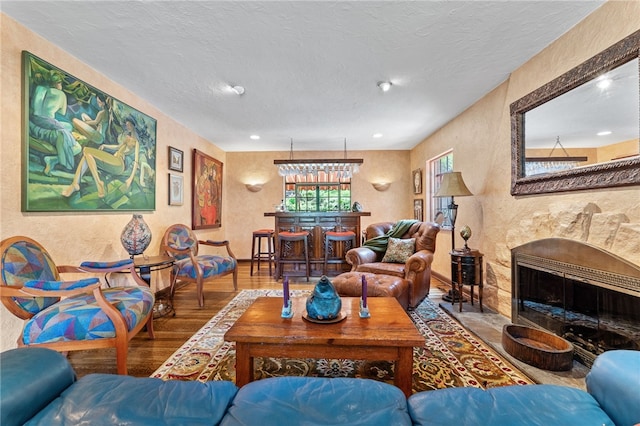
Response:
381,237,415,263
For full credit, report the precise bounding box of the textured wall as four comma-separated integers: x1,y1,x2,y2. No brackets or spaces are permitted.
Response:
410,1,640,317
0,14,228,351
226,149,413,260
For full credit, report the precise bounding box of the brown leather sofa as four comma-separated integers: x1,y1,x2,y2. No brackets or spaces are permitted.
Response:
345,221,439,309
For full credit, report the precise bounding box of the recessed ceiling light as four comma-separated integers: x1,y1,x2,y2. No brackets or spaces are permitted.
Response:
597,131,612,136
250,135,260,140
231,85,245,95
377,81,392,92
373,133,383,138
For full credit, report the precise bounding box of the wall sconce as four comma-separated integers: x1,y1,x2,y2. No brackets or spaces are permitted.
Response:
372,182,391,191
245,183,263,192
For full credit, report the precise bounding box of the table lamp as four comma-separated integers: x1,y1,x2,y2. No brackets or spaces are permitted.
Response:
434,172,472,251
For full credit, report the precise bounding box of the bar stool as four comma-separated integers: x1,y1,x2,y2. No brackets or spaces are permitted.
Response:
250,229,275,276
276,231,310,281
323,230,357,275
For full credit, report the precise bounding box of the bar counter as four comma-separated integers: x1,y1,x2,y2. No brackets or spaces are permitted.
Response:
265,211,371,277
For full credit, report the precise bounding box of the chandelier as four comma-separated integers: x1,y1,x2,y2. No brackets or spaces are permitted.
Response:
525,136,588,176
274,139,363,178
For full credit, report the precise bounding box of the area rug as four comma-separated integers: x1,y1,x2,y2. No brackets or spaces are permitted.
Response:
151,289,534,392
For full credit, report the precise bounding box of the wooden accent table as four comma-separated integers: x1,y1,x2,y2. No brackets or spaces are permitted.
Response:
450,249,484,313
224,296,423,397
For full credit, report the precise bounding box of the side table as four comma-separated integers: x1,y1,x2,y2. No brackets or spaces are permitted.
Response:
450,249,483,312
134,255,176,318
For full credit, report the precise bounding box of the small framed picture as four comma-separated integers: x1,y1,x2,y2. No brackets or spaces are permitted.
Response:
414,199,424,221
169,146,184,172
168,173,184,206
412,168,422,194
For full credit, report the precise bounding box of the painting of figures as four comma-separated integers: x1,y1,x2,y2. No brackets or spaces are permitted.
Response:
192,149,223,229
22,51,157,212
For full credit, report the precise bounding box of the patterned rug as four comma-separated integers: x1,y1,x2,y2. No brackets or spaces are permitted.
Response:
151,289,534,392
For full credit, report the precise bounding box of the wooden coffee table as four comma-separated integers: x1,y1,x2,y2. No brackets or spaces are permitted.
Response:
224,296,424,397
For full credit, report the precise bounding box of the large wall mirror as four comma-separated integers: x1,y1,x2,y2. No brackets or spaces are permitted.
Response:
511,30,639,195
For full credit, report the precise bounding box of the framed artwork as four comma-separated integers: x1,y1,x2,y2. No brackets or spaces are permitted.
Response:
21,51,157,212
192,149,223,229
168,146,183,172
414,199,424,221
168,173,184,206
412,168,422,194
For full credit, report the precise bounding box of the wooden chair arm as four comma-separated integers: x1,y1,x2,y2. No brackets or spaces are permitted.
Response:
200,240,237,260
91,287,128,337
0,279,101,298
199,239,228,247
58,260,149,288
57,265,86,274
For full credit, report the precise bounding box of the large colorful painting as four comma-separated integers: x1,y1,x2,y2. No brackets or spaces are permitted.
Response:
22,51,157,212
192,149,223,229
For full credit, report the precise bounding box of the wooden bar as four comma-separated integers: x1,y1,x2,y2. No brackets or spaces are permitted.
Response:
265,211,371,277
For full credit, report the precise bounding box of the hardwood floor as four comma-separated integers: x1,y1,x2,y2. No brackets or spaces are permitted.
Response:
67,261,323,378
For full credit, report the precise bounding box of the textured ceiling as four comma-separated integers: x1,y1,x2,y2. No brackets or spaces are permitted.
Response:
2,1,605,152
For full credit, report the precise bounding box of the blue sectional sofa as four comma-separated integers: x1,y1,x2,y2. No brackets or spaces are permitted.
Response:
1,347,638,426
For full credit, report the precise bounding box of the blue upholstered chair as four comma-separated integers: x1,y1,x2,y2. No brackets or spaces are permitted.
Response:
0,236,155,375
161,224,237,308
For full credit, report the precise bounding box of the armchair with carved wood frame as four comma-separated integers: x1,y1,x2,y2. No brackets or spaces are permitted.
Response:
0,236,155,375
161,224,238,308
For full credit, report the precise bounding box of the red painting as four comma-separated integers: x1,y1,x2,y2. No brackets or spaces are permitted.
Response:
192,149,222,229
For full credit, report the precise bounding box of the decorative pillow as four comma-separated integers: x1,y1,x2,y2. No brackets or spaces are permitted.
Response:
381,238,415,263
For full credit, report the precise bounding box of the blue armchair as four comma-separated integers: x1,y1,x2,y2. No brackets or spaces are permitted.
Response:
161,224,237,308
0,236,155,374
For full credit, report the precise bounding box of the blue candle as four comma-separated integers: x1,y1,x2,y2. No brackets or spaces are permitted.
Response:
361,275,367,308
283,276,289,307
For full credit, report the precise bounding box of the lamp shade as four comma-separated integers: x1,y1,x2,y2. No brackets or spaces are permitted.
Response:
434,172,472,197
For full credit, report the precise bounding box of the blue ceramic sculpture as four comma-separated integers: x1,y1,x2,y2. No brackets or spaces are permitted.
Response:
306,276,342,320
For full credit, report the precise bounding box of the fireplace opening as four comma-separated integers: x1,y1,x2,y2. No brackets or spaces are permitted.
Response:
512,238,640,366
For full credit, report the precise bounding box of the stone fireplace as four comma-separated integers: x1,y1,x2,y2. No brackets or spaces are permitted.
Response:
511,238,640,366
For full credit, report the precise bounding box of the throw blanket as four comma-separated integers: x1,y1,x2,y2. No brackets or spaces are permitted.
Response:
362,219,418,254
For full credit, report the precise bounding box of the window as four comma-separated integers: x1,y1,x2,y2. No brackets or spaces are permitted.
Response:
284,172,351,212
428,150,453,228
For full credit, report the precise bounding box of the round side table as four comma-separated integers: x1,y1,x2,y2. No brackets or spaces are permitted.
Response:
133,255,176,318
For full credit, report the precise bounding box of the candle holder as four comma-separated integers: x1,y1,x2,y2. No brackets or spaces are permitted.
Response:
359,299,370,318
359,274,369,318
281,276,292,318
281,299,293,318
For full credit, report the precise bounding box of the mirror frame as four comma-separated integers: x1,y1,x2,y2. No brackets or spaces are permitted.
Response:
511,30,640,196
